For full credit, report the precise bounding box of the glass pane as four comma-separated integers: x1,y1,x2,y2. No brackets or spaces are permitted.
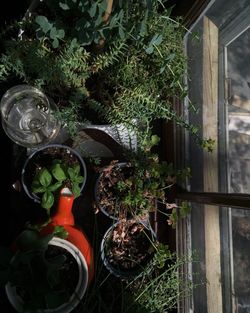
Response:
188,204,250,313
226,27,250,193
227,27,250,111
231,208,250,311
206,0,249,29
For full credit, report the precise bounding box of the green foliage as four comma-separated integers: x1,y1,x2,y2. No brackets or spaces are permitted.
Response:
53,225,69,239
35,15,65,48
96,136,191,222
0,31,127,137
123,243,199,313
32,160,84,212
34,0,127,47
0,0,213,147
73,241,201,313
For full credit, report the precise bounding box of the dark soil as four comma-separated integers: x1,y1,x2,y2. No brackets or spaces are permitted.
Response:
95,162,134,219
105,220,155,273
30,146,79,173
45,244,79,297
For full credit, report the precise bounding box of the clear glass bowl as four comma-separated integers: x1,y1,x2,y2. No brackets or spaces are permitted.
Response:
0,85,61,148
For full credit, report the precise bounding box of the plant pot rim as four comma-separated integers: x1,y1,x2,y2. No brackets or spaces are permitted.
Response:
100,219,156,278
21,143,87,203
5,236,89,313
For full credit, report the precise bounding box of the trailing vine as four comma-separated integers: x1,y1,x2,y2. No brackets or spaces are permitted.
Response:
0,0,213,149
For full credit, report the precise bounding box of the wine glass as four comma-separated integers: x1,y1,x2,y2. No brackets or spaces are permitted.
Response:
0,85,61,148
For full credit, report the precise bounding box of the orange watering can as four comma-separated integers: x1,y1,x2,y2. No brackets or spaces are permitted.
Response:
44,187,94,283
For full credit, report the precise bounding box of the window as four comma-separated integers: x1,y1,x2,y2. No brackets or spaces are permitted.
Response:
177,1,250,312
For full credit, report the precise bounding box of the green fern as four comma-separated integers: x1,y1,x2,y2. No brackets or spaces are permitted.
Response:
58,44,91,88
91,40,128,73
85,98,106,117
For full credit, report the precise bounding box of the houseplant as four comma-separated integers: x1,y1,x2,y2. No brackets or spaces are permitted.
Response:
100,218,156,278
0,0,214,150
21,144,87,215
95,135,191,224
96,137,191,279
0,227,89,313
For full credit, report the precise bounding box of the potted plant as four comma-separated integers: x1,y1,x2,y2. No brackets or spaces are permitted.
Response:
21,144,87,215
100,218,156,279
95,159,159,221
95,135,191,225
0,227,89,313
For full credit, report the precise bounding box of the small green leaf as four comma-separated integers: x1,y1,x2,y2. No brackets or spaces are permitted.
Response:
73,164,80,174
70,38,78,48
88,2,97,17
180,201,191,217
139,20,147,37
145,45,154,54
57,29,65,39
160,66,166,74
32,186,47,194
53,225,68,239
51,164,67,181
67,167,76,180
52,38,59,48
35,16,52,33
48,181,62,192
41,191,54,210
118,26,125,39
151,134,160,146
31,178,41,190
72,184,81,198
167,53,175,62
50,27,57,39
150,34,163,46
109,15,118,28
59,2,70,10
76,176,84,183
38,168,52,187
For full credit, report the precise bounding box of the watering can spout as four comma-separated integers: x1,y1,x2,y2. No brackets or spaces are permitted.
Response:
52,187,75,226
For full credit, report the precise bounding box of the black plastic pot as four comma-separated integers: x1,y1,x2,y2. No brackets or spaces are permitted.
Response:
100,219,156,279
